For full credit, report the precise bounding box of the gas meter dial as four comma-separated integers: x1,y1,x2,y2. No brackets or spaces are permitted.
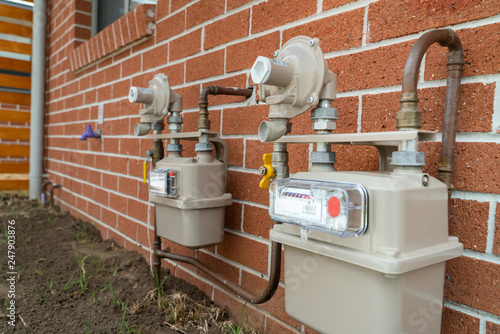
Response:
269,179,368,237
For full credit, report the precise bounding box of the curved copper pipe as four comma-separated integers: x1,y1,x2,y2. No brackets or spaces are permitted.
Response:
156,240,282,304
198,86,253,131
397,29,464,190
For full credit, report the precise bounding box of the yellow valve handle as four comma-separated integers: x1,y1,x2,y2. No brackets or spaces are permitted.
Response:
259,153,275,189
143,150,152,184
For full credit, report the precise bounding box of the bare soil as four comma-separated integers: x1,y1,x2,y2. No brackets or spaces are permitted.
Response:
0,194,248,334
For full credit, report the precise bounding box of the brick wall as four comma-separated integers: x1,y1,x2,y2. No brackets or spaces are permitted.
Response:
44,0,500,332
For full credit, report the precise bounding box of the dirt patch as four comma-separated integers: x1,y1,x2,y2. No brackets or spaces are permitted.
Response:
0,194,256,333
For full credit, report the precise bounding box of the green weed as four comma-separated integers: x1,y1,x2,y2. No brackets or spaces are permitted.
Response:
34,279,53,303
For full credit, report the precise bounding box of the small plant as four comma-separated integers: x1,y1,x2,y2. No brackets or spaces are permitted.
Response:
34,279,53,303
64,243,94,294
66,223,88,244
47,218,52,226
224,303,249,334
25,235,32,243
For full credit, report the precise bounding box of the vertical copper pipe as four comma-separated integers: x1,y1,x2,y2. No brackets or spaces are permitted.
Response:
197,86,253,131
151,122,165,286
397,29,464,190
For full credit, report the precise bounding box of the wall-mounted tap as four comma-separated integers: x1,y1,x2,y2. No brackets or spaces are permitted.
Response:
80,124,102,141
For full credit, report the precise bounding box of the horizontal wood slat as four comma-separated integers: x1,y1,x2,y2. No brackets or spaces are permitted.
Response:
0,162,29,173
0,127,29,140
0,21,32,38
0,73,30,90
0,144,29,157
0,40,32,55
0,109,30,123
0,179,29,191
0,57,31,73
0,91,30,106
0,4,32,22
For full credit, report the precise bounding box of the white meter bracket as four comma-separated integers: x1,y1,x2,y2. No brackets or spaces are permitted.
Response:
149,168,178,197
270,179,368,237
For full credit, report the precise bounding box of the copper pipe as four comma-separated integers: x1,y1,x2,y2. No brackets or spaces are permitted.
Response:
198,86,253,131
156,240,282,304
397,29,464,190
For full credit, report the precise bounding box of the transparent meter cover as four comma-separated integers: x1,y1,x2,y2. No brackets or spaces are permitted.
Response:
149,168,178,197
269,179,368,237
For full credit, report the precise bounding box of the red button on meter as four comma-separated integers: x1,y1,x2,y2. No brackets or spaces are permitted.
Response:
328,196,341,217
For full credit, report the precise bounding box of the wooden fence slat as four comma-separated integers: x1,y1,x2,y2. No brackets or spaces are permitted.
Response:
0,109,30,123
0,57,31,73
0,73,30,90
0,40,31,55
0,144,29,157
0,179,29,191
0,91,30,106
0,4,32,22
0,162,29,173
0,127,29,140
0,21,32,38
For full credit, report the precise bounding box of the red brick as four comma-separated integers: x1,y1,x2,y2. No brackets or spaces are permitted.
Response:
143,43,168,70
323,0,355,10
361,83,495,133
422,142,500,194
425,23,500,80
121,54,142,78
284,8,364,53
120,138,140,156
218,232,268,273
113,79,130,99
156,10,185,43
226,32,280,73
327,41,413,93
240,272,303,329
119,176,138,197
157,62,184,86
103,137,119,154
227,171,268,206
252,0,316,34
171,0,191,12
175,84,200,109
117,215,137,240
227,0,252,11
494,207,500,255
445,256,500,316
368,0,500,42
135,4,156,37
450,199,489,252
108,229,126,247
243,205,272,239
225,138,243,167
225,202,242,231
185,50,224,82
156,0,169,19
487,322,500,334
245,140,272,170
127,198,147,222
109,193,127,216
441,307,480,334
169,28,202,61
201,74,249,106
222,104,268,135
186,0,225,29
335,145,379,171
213,288,265,331
204,10,250,50
102,207,117,227
196,251,240,284
266,317,297,333
127,11,139,42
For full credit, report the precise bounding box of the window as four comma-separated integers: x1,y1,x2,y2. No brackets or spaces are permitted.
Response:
91,0,157,36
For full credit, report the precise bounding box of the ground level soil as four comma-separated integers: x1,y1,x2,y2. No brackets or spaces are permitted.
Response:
0,194,254,333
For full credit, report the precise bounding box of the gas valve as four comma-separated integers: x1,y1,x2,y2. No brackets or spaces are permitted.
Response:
259,154,275,189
